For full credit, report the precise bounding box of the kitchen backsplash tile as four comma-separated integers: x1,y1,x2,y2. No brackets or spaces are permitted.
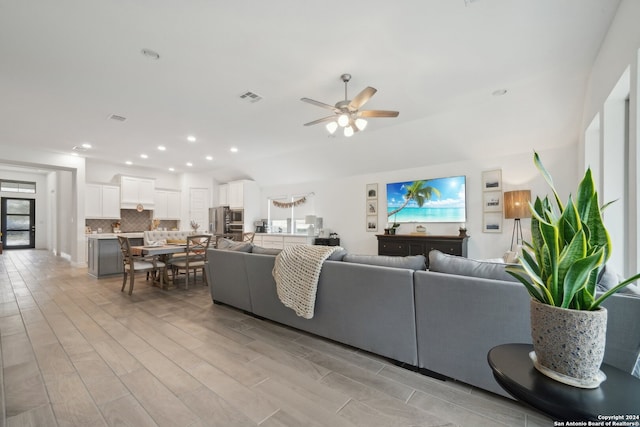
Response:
86,210,178,233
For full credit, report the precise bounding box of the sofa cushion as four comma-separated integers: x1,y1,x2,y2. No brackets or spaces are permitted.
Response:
217,238,253,253
343,254,426,270
327,248,348,261
597,264,640,296
252,245,282,255
428,250,518,282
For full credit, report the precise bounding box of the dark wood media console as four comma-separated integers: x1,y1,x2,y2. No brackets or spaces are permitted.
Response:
376,234,468,268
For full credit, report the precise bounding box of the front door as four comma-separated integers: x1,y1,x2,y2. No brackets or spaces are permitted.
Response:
1,197,36,249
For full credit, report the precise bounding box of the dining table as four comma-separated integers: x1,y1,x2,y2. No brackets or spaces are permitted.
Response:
131,244,188,289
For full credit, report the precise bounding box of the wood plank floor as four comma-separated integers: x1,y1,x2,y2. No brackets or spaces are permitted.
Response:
0,250,551,426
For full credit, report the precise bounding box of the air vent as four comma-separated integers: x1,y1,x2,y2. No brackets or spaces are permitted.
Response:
108,114,127,122
239,91,263,103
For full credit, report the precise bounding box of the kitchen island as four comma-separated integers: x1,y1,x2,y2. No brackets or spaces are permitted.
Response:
87,233,144,278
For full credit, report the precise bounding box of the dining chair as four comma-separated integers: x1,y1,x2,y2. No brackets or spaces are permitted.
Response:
117,236,166,295
242,232,255,243
170,234,212,289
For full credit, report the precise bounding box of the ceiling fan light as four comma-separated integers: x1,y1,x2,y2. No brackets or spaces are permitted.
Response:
326,121,338,134
344,126,354,137
337,114,349,127
355,118,368,131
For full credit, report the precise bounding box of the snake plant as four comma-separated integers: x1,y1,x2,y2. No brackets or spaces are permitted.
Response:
506,152,640,310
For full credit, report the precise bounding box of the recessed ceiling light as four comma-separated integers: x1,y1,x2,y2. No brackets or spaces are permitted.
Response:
81,143,92,149
230,147,238,153
492,89,508,96
205,156,213,161
125,161,133,165
141,48,160,60
186,162,193,167
140,154,148,159
168,167,175,172
187,135,196,142
157,145,166,151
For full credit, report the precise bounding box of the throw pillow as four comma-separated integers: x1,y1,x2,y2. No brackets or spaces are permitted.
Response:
342,254,426,270
327,248,348,261
226,242,253,252
216,238,236,249
428,250,518,282
251,246,282,255
597,264,640,296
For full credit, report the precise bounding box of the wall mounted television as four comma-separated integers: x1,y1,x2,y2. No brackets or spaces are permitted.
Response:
386,175,466,223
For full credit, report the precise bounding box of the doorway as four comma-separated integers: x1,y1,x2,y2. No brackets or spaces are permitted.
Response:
1,197,36,249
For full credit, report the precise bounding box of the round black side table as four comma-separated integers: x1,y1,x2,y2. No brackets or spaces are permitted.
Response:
488,343,640,421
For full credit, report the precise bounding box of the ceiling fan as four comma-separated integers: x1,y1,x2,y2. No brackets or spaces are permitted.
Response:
301,73,399,137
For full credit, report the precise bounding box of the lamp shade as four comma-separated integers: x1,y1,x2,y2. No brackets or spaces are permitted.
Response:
504,190,531,219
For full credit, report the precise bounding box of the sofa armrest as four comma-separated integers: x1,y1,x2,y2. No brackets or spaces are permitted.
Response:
206,249,252,312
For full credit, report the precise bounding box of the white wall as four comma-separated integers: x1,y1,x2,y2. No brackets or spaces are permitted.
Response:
581,0,640,277
85,159,181,189
0,144,85,265
260,145,578,259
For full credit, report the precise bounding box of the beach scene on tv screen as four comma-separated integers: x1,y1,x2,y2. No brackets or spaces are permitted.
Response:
386,176,466,223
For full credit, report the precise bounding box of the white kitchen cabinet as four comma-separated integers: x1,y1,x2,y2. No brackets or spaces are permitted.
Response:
283,235,314,247
120,176,155,209
86,184,121,219
228,181,244,209
254,234,314,249
153,190,181,219
218,184,229,206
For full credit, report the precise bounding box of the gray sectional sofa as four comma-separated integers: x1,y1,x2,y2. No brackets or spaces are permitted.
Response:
205,247,640,399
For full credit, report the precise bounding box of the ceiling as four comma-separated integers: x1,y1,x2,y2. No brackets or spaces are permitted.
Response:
0,0,620,186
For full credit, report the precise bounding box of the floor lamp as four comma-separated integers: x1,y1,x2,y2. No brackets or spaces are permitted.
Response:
503,190,531,251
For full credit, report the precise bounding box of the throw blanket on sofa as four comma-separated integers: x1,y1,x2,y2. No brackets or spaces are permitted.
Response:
273,244,342,319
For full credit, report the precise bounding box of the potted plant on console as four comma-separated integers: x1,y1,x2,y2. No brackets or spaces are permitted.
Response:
507,152,640,388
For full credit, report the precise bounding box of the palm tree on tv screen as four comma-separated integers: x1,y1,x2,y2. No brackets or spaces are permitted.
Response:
387,180,441,218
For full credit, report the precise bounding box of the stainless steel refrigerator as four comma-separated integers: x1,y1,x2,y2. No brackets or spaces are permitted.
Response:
209,206,230,235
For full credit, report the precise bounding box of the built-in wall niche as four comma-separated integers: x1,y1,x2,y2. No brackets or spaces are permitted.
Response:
267,193,316,234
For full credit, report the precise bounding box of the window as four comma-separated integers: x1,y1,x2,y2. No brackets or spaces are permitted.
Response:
0,180,36,194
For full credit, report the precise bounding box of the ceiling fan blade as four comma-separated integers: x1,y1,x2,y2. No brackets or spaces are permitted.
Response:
359,110,399,118
301,98,340,113
348,87,377,110
303,115,337,126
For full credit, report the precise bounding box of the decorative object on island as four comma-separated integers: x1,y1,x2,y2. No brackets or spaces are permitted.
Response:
366,183,378,232
481,169,503,233
190,220,200,234
503,190,531,251
506,152,640,388
305,215,317,236
386,176,466,223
